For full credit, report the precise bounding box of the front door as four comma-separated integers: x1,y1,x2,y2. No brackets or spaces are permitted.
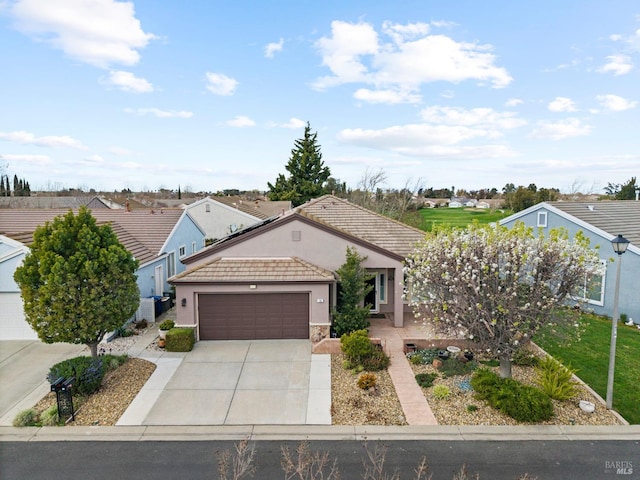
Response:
365,274,378,313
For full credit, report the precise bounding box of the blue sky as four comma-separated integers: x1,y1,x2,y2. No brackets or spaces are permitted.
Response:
0,0,638,194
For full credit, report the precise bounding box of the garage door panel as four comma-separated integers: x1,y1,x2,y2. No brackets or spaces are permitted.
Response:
199,293,309,340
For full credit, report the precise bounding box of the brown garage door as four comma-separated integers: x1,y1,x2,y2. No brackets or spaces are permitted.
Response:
198,293,309,340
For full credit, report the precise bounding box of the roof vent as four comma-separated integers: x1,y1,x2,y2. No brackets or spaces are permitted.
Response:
587,205,594,211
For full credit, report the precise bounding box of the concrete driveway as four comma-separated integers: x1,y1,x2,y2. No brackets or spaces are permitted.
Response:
119,339,331,426
0,341,85,425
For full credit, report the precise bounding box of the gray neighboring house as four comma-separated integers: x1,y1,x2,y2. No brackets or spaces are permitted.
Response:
500,201,640,324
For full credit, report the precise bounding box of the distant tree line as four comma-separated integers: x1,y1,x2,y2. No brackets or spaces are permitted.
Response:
0,174,31,197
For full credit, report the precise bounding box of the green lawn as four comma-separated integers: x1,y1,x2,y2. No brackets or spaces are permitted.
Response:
534,312,640,424
418,207,512,231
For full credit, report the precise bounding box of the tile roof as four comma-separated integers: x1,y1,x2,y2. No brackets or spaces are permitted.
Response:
294,195,425,257
0,208,185,265
171,257,335,283
0,196,109,209
547,201,640,247
212,196,291,219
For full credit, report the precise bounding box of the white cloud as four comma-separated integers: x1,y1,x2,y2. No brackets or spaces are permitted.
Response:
506,98,523,107
108,146,132,156
313,21,379,89
339,123,499,151
420,106,527,131
598,54,633,75
274,118,306,129
205,72,238,95
226,116,256,127
313,20,512,103
596,94,638,111
10,0,155,68
0,130,87,149
354,88,421,104
106,70,153,93
548,97,577,112
381,20,430,44
529,118,592,140
265,38,284,58
338,124,517,158
0,153,51,165
124,107,193,118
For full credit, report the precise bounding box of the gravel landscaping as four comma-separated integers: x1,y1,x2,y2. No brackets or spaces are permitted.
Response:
409,361,623,426
27,327,624,427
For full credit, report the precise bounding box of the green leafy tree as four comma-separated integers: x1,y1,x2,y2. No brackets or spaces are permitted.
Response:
14,207,140,357
605,177,638,200
332,247,373,336
267,122,331,206
405,222,602,378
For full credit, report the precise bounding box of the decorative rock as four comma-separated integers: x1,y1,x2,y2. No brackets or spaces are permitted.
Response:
432,358,443,369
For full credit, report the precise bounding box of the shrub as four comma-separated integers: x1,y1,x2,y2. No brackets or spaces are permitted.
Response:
159,319,175,330
512,349,540,367
495,380,554,422
13,409,38,427
407,348,440,365
41,405,59,426
340,329,374,364
101,354,128,372
534,356,579,400
466,404,478,412
432,384,451,399
134,318,148,329
415,372,438,388
47,356,105,396
361,349,390,371
166,327,195,352
357,373,377,390
470,368,502,397
439,357,477,378
471,369,554,422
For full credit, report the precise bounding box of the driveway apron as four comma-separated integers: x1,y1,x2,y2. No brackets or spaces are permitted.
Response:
0,341,85,425
141,340,326,425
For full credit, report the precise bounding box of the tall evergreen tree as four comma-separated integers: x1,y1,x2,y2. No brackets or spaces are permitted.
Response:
13,207,140,357
267,122,331,206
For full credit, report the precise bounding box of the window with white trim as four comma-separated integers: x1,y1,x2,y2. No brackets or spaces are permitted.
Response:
167,251,176,278
537,211,548,227
192,241,197,253
575,260,606,306
179,245,186,257
378,273,387,304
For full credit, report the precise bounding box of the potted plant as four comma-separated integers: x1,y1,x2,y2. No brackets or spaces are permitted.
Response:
158,319,175,339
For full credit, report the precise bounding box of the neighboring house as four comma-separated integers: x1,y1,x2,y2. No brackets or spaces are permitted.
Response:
500,201,640,324
212,196,292,219
477,201,491,209
170,195,426,342
183,197,263,242
0,208,205,340
0,196,115,209
0,235,35,340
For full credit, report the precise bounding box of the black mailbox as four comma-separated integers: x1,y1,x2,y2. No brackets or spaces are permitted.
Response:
50,376,75,422
50,377,65,392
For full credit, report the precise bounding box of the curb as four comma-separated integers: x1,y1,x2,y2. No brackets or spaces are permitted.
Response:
2,425,639,442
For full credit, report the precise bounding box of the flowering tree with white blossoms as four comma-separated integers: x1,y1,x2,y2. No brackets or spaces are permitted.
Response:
404,222,602,378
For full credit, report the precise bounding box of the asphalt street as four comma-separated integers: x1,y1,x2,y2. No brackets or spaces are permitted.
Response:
2,440,638,480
